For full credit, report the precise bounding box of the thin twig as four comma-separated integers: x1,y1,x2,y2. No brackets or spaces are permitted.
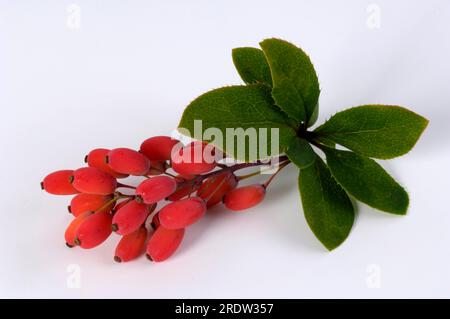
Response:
263,161,291,189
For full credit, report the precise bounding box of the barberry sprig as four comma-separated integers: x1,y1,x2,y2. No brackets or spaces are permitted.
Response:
42,37,428,261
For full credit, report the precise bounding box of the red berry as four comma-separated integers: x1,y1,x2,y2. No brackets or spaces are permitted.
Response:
85,148,128,179
41,170,78,195
223,184,266,211
171,141,217,175
74,211,112,249
197,172,238,207
65,211,92,247
68,194,114,217
112,200,155,236
114,226,148,263
107,148,150,176
159,197,206,229
72,167,117,195
146,227,185,262
136,176,177,204
140,136,180,161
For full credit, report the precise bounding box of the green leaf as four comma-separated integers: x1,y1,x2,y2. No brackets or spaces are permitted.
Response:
232,47,273,86
324,148,409,215
314,105,429,159
308,101,320,128
259,38,320,126
178,84,296,162
286,137,316,169
298,156,354,251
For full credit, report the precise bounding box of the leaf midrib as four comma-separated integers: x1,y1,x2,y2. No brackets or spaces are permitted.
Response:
320,122,418,136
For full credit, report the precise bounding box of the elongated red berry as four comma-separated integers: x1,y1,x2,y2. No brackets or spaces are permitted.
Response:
159,197,206,229
197,172,238,207
136,176,177,204
85,148,128,179
68,194,113,217
74,211,112,249
65,211,93,247
72,167,117,195
41,170,78,195
140,136,180,161
171,141,217,175
223,184,266,211
114,226,148,263
146,227,185,262
112,200,155,236
107,148,150,176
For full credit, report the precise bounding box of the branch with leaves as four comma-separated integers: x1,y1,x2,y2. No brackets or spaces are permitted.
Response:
179,38,428,250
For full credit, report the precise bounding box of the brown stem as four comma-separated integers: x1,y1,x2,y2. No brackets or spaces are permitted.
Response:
94,193,120,213
263,161,291,189
237,158,291,181
204,156,289,181
116,182,136,189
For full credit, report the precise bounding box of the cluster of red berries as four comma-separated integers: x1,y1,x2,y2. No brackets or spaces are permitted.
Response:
41,136,288,263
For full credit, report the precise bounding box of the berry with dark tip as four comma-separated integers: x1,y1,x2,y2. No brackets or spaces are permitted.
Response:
159,197,206,229
41,170,78,195
72,167,117,195
146,227,185,262
135,176,177,204
114,226,148,263
107,148,150,176
74,211,112,249
112,200,156,236
85,148,128,179
223,184,266,211
65,211,93,247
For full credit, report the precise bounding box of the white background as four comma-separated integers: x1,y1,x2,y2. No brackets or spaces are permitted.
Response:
1,0,450,298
